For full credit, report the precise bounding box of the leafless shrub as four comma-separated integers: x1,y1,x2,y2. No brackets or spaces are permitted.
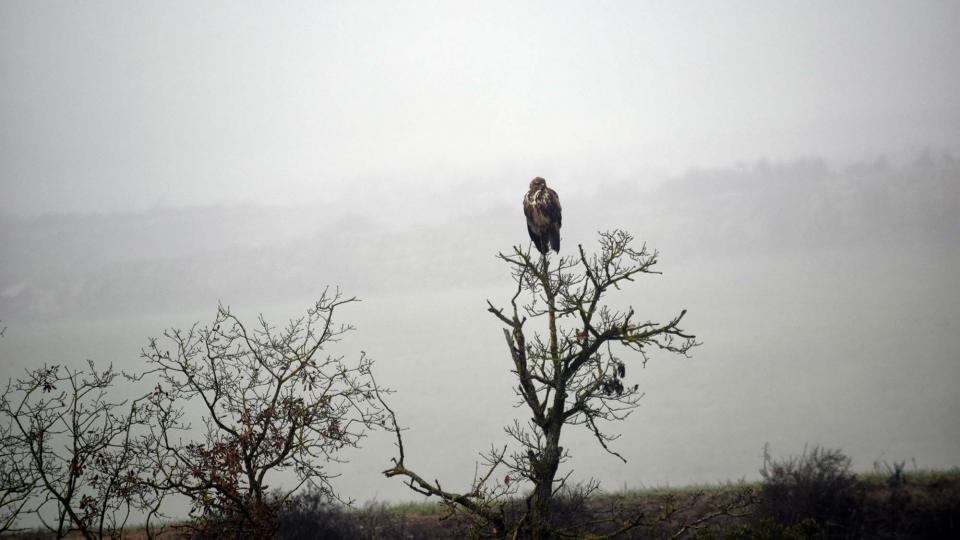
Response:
759,445,861,535
0,322,34,535
0,410,37,534
0,361,158,539
139,289,387,537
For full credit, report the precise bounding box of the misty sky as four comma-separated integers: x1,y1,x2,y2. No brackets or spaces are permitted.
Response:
2,1,959,216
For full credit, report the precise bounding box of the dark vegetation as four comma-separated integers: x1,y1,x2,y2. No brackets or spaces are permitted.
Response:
4,455,957,538
740,446,960,540
270,449,959,539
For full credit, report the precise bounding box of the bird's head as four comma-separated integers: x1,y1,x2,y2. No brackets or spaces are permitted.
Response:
529,177,547,191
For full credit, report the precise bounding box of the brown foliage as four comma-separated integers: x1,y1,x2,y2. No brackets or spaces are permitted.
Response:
138,289,387,537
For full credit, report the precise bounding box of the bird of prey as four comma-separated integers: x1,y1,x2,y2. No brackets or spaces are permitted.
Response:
523,177,562,254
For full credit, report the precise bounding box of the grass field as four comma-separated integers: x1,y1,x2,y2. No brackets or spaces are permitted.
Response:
6,468,959,538
278,468,960,539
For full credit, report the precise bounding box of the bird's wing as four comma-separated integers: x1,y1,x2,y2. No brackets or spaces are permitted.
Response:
526,223,541,245
523,194,546,252
546,188,562,228
523,195,535,223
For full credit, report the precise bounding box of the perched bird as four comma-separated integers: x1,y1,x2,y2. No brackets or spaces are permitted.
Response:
523,177,562,254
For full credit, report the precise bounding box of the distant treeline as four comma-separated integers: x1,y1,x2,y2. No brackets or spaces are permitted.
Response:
2,152,957,322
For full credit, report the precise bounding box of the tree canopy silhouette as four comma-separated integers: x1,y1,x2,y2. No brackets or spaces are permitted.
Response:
384,230,705,538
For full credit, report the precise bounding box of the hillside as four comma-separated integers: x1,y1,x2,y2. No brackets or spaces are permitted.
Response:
2,154,957,323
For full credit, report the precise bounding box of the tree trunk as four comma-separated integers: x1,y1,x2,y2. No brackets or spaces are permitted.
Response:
522,254,566,539
527,422,563,539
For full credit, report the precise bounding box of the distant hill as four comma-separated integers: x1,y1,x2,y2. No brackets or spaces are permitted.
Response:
2,154,957,322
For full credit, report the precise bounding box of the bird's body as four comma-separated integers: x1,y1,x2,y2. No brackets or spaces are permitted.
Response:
523,177,562,254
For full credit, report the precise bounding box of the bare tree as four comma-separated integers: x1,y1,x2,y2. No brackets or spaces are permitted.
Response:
384,230,707,538
0,322,37,535
139,289,386,537
0,410,37,534
0,361,156,539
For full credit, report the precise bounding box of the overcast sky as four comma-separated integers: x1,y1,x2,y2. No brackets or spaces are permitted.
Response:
2,0,959,216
